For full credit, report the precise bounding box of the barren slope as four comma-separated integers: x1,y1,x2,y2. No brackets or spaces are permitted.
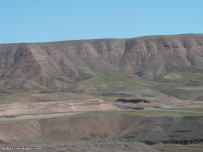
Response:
0,34,203,89
0,112,202,148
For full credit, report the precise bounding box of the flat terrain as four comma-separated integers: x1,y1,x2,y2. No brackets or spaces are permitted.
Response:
0,94,202,152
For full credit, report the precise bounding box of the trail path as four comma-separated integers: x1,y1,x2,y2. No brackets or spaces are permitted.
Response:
108,102,203,114
0,112,78,123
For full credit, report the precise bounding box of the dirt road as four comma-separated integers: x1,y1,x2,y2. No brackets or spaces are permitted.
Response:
0,112,78,122
108,102,203,114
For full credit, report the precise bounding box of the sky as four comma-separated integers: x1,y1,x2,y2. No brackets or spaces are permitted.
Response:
0,0,203,44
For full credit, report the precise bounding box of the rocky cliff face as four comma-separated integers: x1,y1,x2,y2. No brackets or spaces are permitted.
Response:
0,34,203,89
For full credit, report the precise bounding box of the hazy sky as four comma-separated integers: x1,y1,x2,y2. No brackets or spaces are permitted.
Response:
0,0,203,43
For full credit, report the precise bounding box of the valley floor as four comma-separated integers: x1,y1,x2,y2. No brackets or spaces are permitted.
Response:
0,96,202,152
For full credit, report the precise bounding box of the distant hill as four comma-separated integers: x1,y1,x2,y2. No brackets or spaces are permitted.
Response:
0,34,203,90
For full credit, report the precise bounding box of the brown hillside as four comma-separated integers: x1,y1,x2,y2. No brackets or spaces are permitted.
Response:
0,34,203,89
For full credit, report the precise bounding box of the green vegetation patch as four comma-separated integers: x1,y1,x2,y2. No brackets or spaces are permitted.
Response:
0,89,31,99
175,108,203,112
167,72,203,87
53,110,203,119
76,74,138,94
0,89,33,104
177,73,203,81
122,110,203,117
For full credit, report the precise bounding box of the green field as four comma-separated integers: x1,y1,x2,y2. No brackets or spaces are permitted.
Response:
75,74,139,94
173,73,203,81
122,110,203,117
0,71,203,103
0,89,33,104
